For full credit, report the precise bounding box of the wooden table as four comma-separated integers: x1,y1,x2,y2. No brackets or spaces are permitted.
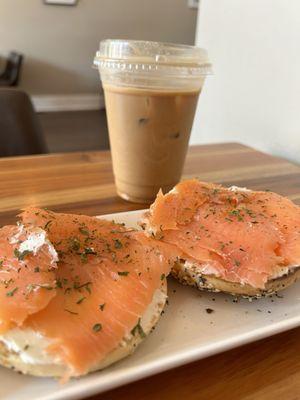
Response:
1,143,300,400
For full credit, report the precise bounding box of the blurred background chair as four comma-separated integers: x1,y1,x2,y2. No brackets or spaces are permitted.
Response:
0,89,48,157
0,52,23,87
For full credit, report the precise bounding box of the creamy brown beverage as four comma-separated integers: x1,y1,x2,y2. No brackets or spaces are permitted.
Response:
104,85,200,202
94,40,211,203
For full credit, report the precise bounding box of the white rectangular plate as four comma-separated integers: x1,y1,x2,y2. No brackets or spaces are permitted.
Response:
2,209,300,400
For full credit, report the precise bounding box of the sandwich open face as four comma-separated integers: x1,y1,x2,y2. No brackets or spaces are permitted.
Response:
0,208,176,379
142,179,300,297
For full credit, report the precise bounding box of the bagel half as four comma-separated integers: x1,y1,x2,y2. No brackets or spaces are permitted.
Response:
0,282,167,378
141,179,300,298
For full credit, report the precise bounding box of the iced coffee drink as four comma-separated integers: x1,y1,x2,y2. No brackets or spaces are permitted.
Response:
104,85,200,202
94,40,211,203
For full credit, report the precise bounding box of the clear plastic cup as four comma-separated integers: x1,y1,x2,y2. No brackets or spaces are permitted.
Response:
94,39,211,203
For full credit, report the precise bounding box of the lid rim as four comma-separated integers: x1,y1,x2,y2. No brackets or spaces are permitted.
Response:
94,57,212,68
95,39,210,67
99,38,207,51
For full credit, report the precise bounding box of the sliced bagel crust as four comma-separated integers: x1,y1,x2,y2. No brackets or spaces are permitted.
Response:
0,282,167,378
172,260,300,298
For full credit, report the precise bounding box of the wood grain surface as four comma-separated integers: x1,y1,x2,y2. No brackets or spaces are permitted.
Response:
0,142,300,400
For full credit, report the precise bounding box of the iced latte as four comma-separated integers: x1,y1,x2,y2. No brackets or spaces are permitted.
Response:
94,40,211,203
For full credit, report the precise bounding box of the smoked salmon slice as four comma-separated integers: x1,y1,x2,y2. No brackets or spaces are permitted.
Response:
0,207,175,376
142,179,300,290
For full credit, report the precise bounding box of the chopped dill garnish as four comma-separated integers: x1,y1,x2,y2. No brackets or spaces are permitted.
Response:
84,247,97,255
6,287,18,297
76,296,86,304
55,279,63,288
64,309,78,315
117,271,129,276
79,227,89,236
44,220,52,231
93,323,102,332
70,238,80,251
80,252,88,263
14,249,33,261
131,318,146,338
114,239,123,249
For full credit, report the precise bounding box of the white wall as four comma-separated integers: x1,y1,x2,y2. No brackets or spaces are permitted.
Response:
0,0,197,95
192,0,300,164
